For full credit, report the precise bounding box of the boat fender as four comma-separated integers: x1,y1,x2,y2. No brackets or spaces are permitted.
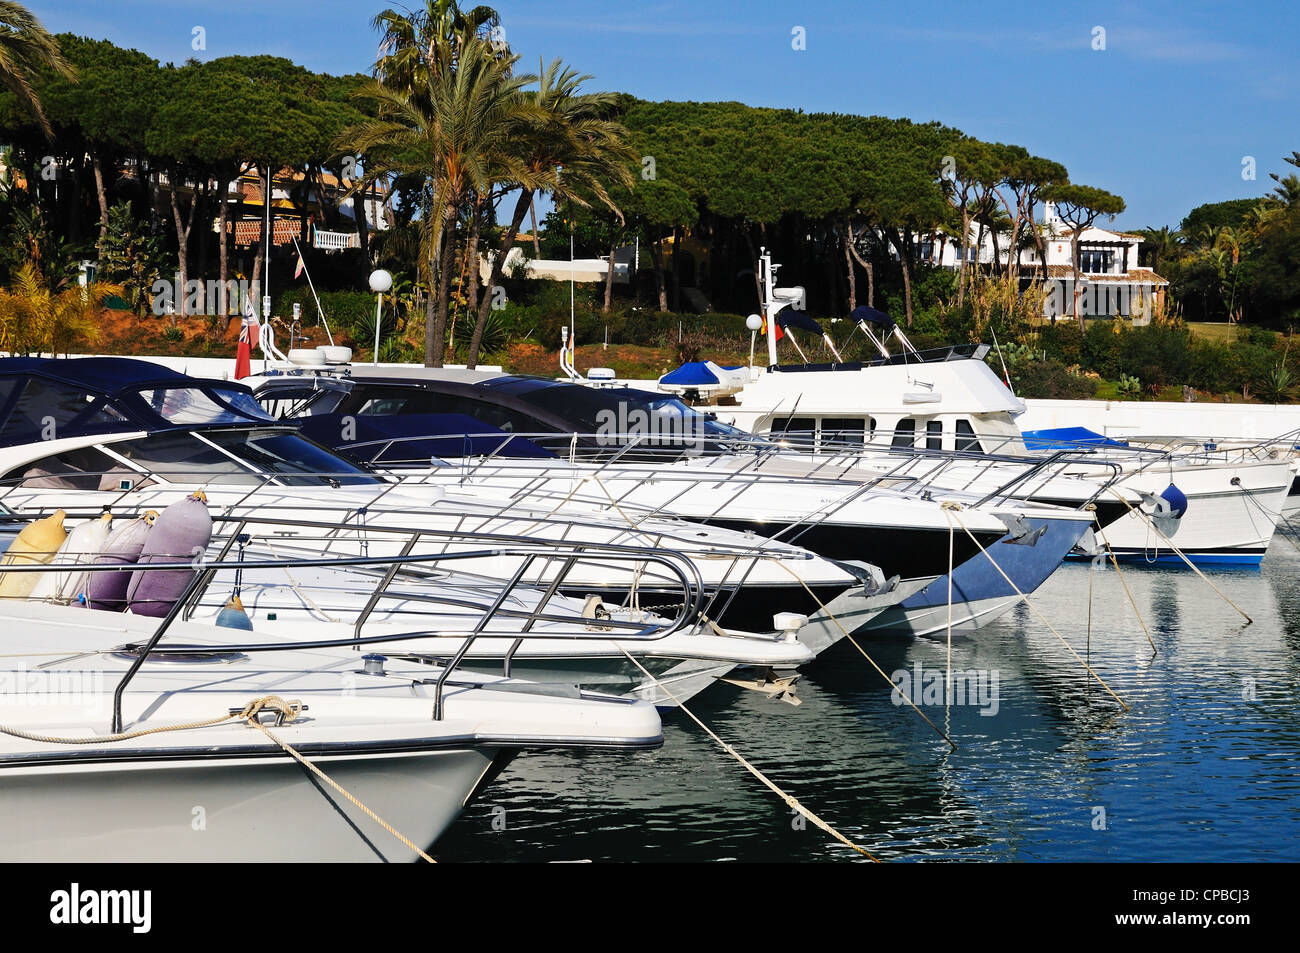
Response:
126,492,213,618
86,510,158,611
30,512,113,603
1139,483,1188,538
0,510,67,600
215,594,254,631
1160,483,1189,519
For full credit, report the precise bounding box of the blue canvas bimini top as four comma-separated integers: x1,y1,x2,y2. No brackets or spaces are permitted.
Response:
0,357,276,447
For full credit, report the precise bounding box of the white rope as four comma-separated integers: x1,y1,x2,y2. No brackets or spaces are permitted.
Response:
614,644,877,860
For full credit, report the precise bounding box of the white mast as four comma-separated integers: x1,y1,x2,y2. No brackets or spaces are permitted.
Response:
762,248,779,367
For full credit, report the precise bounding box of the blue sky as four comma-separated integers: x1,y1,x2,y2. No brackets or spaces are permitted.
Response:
31,0,1299,229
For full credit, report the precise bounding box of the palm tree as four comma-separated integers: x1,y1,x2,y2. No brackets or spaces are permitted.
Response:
1269,151,1300,207
1216,225,1244,267
466,58,635,367
345,35,533,366
1195,223,1220,250
1215,226,1249,323
372,0,499,92
0,1,75,139
1139,225,1182,275
0,264,120,356
1244,201,1280,237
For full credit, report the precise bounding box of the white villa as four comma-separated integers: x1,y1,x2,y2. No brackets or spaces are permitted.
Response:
909,202,1167,323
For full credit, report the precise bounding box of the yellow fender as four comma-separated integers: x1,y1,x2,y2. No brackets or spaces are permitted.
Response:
0,510,69,600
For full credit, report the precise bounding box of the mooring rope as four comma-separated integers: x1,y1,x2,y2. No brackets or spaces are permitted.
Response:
614,644,878,861
260,537,344,624
942,504,1129,711
0,694,435,863
1088,506,1157,656
772,560,956,749
1105,488,1252,624
242,702,436,863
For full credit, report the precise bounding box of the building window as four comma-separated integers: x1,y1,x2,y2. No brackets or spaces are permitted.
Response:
1079,249,1114,274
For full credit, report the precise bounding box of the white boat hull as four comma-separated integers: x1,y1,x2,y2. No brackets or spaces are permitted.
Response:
0,746,497,863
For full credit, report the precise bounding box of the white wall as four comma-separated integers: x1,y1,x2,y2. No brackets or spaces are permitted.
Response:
1018,397,1300,441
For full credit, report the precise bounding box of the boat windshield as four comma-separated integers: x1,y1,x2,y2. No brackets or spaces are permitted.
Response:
6,429,381,490
115,429,380,486
517,385,766,448
132,385,278,426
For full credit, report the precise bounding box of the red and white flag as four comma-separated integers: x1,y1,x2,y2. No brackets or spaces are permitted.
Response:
234,298,260,380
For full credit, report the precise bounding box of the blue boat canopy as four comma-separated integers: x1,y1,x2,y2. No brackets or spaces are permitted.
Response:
298,412,555,463
777,311,823,335
659,361,743,387
0,356,276,447
1022,426,1129,450
850,305,895,330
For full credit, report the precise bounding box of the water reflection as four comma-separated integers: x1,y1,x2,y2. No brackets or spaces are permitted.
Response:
435,545,1300,862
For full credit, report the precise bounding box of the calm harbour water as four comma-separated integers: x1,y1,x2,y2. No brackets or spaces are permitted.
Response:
435,537,1300,862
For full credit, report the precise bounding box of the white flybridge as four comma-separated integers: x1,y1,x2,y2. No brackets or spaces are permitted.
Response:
641,250,1292,566
0,545,667,862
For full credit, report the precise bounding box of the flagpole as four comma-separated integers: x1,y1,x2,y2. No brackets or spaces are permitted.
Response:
569,223,575,368
261,163,272,374
264,164,271,303
290,235,334,345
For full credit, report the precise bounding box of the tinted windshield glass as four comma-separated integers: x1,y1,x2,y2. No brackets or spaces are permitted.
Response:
0,378,130,444
136,386,276,426
110,430,379,486
350,385,438,416
258,386,345,419
517,384,757,441
208,430,378,485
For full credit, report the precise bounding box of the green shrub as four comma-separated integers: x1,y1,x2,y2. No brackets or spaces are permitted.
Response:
1036,322,1084,365
274,288,377,341
1008,358,1098,399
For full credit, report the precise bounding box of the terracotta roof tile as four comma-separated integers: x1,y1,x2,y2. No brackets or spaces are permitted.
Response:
1041,264,1168,284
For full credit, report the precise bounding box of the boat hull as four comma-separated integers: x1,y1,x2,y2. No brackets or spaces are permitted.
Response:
863,513,1091,635
0,745,498,862
1078,467,1291,565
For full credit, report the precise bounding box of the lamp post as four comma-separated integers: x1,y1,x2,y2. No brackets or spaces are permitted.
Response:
369,268,393,366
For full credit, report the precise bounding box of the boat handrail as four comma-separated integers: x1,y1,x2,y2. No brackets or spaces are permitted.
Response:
0,514,709,730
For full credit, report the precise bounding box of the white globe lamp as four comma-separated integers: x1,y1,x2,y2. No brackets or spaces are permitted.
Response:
368,269,393,365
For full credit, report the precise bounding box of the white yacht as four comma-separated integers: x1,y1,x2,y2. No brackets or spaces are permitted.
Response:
0,358,870,641
0,359,850,701
250,369,1097,638
639,251,1292,565
0,551,665,862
